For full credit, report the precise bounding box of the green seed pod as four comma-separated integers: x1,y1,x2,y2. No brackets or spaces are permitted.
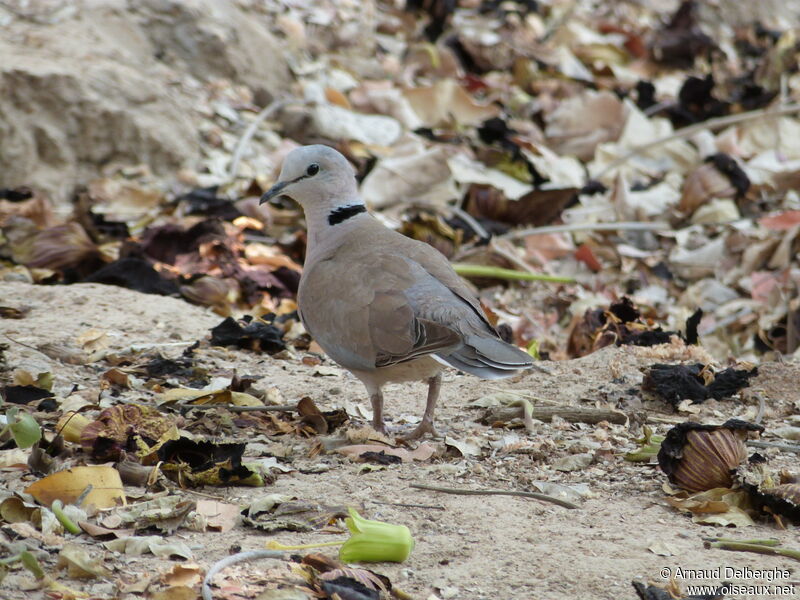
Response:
338,508,414,563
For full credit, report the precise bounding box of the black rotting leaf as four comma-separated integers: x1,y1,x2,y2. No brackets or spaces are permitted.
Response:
1,385,54,404
320,577,380,600
209,316,286,354
684,308,702,345
649,1,715,70
178,186,243,221
633,80,657,111
0,187,34,201
743,482,800,524
144,355,197,378
359,451,403,465
158,437,246,472
624,330,674,346
707,367,759,399
643,364,709,404
642,364,758,407
156,437,259,486
667,75,730,127
405,0,457,42
705,154,750,197
609,296,640,323
140,219,227,265
84,257,179,295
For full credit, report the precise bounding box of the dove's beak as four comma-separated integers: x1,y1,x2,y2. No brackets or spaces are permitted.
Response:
259,180,290,206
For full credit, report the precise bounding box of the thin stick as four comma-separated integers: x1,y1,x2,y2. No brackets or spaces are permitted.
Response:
371,500,446,510
182,404,297,413
202,550,286,600
409,483,579,509
498,221,671,241
3,334,41,353
452,263,576,283
702,537,780,546
488,239,540,274
228,97,296,181
593,103,800,180
706,540,800,562
485,405,627,425
449,205,491,240
746,440,800,454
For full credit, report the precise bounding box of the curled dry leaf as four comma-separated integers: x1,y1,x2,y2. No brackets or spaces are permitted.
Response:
403,79,500,127
544,90,628,161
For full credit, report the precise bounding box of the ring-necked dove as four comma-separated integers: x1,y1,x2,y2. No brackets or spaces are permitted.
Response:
261,145,532,439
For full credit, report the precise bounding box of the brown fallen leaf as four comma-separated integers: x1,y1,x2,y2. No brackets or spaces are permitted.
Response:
337,442,435,463
161,563,204,587
195,499,240,532
150,586,199,600
25,466,126,509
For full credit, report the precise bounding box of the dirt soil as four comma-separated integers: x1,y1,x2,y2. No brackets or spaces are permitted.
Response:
1,281,798,600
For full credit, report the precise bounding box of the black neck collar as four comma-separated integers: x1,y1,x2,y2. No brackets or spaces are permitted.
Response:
328,204,367,226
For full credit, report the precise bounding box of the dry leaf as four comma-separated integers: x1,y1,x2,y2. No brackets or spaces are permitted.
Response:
337,442,435,463
404,79,500,127
25,466,126,509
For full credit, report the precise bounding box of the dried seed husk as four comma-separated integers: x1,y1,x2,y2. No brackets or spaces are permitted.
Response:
57,412,91,444
673,429,746,492
658,419,763,493
745,483,800,524
26,223,99,270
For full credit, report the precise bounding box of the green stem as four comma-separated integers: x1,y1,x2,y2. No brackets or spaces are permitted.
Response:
703,537,780,546
266,539,344,551
708,541,800,561
20,551,45,579
51,500,81,535
452,263,576,283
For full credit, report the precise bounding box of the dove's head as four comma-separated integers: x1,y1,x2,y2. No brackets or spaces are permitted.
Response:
260,145,361,215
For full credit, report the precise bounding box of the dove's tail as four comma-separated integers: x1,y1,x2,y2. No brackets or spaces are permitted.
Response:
435,335,533,380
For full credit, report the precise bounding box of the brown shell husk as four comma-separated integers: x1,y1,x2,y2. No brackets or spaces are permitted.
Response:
745,483,800,523
657,419,763,493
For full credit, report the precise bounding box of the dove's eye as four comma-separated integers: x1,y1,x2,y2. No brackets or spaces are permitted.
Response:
306,163,320,176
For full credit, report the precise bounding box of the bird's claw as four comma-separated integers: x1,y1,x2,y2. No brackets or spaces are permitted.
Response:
396,419,441,441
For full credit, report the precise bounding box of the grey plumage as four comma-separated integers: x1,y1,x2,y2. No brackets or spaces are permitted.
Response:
261,145,533,439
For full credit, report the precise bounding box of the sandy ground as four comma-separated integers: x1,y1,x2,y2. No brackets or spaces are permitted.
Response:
1,281,798,600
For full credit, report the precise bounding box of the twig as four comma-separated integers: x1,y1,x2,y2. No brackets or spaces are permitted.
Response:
181,404,297,413
593,103,800,180
746,440,800,454
228,97,297,181
449,205,491,241
484,405,627,425
178,488,227,501
3,334,41,353
488,238,540,274
409,483,579,509
498,221,671,241
705,540,800,562
452,263,575,283
371,500,445,510
202,550,286,600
